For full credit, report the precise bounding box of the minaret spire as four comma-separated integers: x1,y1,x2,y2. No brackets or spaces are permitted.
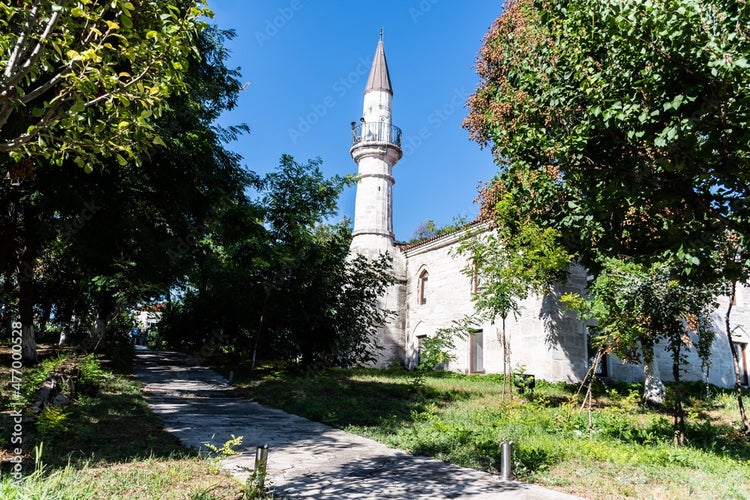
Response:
364,33,392,95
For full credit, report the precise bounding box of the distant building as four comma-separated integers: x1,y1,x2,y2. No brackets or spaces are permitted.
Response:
348,36,750,388
133,302,165,332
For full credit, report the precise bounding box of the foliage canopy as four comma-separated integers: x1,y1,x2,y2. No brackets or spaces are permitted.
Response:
465,0,750,280
0,0,210,171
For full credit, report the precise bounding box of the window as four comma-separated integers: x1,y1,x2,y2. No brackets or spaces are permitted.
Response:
734,342,749,386
418,270,429,305
470,330,484,373
587,326,608,377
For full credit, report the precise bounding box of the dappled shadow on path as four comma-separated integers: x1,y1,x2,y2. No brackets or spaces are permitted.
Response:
266,452,539,499
136,349,579,498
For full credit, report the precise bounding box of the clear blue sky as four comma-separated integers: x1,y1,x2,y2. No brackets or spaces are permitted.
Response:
210,1,501,241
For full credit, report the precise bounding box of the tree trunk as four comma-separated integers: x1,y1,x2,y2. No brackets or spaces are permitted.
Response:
499,315,512,402
90,312,108,351
672,341,685,447
39,300,51,339
251,286,271,372
642,347,665,405
58,305,73,346
725,281,750,433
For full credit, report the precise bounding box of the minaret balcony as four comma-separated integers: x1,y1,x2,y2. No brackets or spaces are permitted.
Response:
351,121,402,148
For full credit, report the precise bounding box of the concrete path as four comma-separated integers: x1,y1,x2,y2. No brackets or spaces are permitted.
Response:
134,348,582,499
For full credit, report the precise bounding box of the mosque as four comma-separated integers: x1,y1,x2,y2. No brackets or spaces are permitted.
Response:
347,36,750,388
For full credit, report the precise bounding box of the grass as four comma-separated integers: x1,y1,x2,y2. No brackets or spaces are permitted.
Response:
213,358,750,500
0,344,247,499
4,343,749,499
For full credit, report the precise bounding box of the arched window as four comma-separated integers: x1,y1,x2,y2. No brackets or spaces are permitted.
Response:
418,269,429,305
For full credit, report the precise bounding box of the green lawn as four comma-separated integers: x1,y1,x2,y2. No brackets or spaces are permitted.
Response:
217,360,750,500
4,345,749,499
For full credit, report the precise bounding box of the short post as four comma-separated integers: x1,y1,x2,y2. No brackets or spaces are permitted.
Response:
254,445,269,489
501,441,514,480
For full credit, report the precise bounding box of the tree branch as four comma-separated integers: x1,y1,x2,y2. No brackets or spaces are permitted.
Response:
3,2,41,81
0,97,65,152
84,62,155,108
5,1,66,91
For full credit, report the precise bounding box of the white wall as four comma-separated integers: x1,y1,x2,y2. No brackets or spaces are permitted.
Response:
400,228,590,383
395,227,749,389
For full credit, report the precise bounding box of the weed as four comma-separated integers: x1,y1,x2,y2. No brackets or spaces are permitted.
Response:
36,406,69,441
204,434,243,458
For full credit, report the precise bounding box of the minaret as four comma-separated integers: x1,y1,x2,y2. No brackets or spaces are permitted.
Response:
349,32,402,255
348,33,407,369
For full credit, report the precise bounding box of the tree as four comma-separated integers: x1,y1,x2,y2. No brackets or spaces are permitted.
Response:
0,0,210,170
464,0,750,280
563,258,717,446
457,214,572,400
411,220,438,242
159,155,395,370
256,157,395,368
0,24,251,363
409,216,470,244
465,0,750,424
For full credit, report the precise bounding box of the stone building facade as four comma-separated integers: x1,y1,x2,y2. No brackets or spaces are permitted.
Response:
349,37,750,388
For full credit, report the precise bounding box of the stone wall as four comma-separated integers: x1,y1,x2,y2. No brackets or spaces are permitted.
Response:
400,228,590,383
606,283,750,389
393,226,750,389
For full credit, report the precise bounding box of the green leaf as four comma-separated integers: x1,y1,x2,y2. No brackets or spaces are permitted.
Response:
120,13,132,29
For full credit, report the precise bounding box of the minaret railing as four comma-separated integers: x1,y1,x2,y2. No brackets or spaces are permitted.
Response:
351,122,402,148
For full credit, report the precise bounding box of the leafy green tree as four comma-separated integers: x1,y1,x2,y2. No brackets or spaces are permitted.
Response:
411,220,439,242
457,215,572,400
464,0,750,280
159,155,395,370
257,156,395,368
564,258,718,445
465,0,750,422
0,0,210,169
408,216,470,244
1,25,251,362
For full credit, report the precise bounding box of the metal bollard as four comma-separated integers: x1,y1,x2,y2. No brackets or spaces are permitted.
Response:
501,441,514,480
254,445,269,488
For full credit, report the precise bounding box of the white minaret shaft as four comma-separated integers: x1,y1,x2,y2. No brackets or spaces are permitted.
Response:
350,34,402,255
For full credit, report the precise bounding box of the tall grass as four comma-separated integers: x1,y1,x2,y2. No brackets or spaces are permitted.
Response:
0,345,245,499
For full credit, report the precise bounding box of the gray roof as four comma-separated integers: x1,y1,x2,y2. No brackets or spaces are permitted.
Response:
365,38,392,95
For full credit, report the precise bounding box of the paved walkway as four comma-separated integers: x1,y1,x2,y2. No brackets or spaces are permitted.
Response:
134,348,582,499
